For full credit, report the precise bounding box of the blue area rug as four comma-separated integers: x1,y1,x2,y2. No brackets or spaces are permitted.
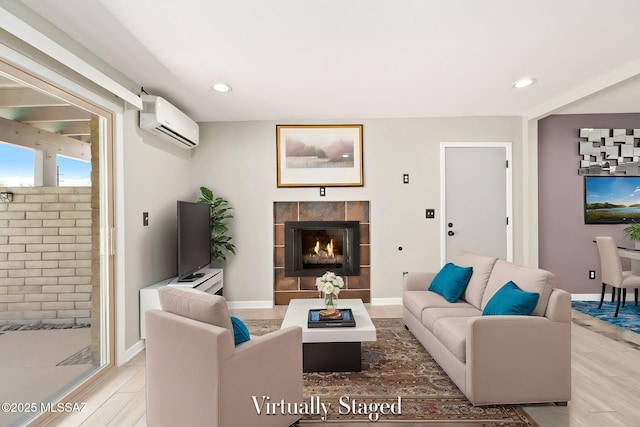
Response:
572,301,640,334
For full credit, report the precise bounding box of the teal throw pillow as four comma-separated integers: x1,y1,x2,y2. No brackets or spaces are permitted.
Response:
231,316,251,346
428,262,473,303
482,281,540,316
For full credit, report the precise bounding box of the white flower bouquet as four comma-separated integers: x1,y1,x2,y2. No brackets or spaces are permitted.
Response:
316,271,344,309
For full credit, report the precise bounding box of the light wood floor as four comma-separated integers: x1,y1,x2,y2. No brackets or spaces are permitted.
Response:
40,305,640,427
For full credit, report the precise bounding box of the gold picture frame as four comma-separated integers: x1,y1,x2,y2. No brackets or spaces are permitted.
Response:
276,124,364,187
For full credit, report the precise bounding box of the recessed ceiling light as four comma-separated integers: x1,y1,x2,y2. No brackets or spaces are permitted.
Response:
513,78,537,89
211,82,232,93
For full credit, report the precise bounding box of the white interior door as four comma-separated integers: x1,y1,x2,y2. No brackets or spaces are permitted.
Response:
441,143,512,264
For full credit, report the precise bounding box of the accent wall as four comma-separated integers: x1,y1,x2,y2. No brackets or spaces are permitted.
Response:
538,113,640,295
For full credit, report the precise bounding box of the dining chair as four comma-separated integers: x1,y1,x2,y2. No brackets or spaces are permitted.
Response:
595,236,640,317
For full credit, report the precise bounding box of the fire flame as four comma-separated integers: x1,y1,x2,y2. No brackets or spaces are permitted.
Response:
313,239,335,258
326,239,334,257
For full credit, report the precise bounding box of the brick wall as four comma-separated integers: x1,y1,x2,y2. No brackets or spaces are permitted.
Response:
0,186,92,326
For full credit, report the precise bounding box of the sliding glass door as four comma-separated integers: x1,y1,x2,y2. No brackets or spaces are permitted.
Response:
0,60,114,426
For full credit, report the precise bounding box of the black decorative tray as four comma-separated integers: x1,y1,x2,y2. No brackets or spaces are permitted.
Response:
308,308,356,328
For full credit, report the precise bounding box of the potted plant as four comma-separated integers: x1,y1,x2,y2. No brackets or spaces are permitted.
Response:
198,186,236,262
623,222,640,242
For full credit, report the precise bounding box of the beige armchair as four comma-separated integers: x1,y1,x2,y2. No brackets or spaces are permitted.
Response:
145,286,303,427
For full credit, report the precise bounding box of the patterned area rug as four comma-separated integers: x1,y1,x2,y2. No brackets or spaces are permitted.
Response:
573,300,640,333
247,318,538,425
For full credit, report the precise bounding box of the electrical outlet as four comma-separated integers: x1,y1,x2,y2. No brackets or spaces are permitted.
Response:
403,174,409,184
425,209,435,219
319,187,326,197
589,270,596,279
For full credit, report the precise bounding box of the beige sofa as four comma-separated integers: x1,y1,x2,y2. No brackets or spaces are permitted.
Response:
145,286,303,427
403,250,571,406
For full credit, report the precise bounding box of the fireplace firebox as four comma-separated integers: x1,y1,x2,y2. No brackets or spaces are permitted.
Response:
284,221,360,277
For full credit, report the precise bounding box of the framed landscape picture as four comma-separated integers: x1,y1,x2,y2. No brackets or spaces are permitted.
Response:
276,124,364,187
584,175,640,223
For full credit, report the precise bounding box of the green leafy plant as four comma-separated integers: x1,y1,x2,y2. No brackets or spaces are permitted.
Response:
198,186,236,261
623,223,640,241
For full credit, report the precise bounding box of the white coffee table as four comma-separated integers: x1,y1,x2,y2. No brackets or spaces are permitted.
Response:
281,298,376,372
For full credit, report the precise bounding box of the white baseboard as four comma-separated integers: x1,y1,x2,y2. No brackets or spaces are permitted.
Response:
119,339,145,367
226,298,405,308
571,293,600,301
371,297,402,305
226,300,274,310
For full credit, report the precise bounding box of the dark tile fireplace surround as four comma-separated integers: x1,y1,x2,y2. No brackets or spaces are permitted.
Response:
274,201,370,305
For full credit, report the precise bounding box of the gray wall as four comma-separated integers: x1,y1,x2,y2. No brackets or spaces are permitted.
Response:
538,113,640,294
192,117,523,303
122,109,196,348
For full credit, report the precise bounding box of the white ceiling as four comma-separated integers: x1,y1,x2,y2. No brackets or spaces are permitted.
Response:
18,0,640,122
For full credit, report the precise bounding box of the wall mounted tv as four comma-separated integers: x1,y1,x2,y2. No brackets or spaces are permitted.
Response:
584,176,640,224
177,201,211,281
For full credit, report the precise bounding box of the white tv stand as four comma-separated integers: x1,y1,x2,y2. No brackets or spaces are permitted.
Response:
139,268,223,339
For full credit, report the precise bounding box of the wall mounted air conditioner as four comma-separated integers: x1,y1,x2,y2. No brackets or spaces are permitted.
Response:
139,94,199,149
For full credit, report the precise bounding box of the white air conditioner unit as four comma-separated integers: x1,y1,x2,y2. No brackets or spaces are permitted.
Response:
139,94,199,149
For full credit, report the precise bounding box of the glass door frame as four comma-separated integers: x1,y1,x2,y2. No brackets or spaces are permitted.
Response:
0,57,117,424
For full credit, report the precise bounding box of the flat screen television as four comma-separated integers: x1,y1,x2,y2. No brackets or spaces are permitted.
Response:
584,176,640,224
177,201,211,281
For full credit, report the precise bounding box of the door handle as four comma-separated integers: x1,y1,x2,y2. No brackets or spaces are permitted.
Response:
448,230,455,236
